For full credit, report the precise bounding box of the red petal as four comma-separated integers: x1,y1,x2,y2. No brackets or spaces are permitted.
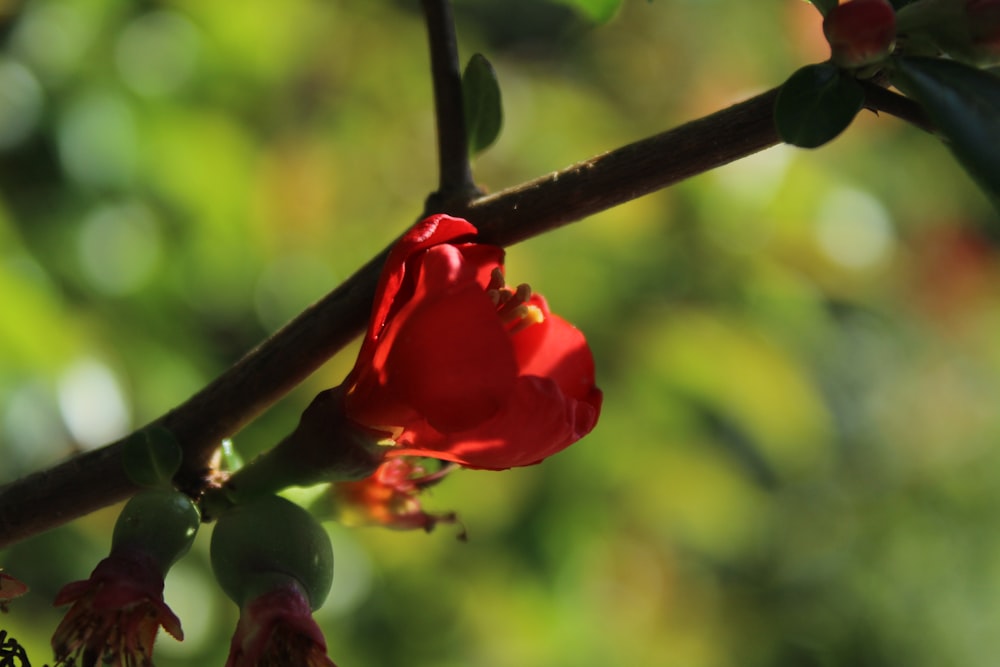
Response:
511,295,597,401
52,579,91,607
455,242,506,289
363,215,478,351
392,374,601,469
0,573,29,601
380,282,518,433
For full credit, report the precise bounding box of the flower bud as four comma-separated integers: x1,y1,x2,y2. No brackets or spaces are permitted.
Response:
210,494,333,611
824,0,897,68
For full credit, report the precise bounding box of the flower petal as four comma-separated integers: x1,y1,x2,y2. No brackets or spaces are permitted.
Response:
392,374,600,469
511,295,598,401
381,281,518,433
364,215,478,353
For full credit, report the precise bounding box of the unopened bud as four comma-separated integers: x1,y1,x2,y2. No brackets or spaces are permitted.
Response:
824,0,897,68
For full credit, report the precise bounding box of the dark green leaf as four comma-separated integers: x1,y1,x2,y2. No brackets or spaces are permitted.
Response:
552,0,622,23
462,53,504,157
122,425,183,488
891,57,1000,210
774,63,866,148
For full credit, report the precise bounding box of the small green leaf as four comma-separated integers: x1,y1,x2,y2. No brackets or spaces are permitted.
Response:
122,425,183,488
463,53,504,156
552,0,622,23
217,437,244,472
891,57,1000,209
774,63,866,148
805,0,838,17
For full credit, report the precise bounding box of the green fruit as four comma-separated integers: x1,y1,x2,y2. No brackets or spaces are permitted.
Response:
112,489,201,572
210,494,333,610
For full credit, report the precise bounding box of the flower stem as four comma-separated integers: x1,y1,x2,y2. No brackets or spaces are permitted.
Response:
421,0,479,208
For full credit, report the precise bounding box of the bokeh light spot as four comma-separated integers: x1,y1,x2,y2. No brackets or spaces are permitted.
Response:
2,380,66,479
57,358,130,450
0,58,43,150
77,202,162,295
815,187,895,270
159,557,221,658
254,253,337,331
115,11,200,98
10,2,96,83
57,91,138,189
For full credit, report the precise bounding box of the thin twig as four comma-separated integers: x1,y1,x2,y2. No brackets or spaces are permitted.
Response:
0,84,924,549
421,0,478,207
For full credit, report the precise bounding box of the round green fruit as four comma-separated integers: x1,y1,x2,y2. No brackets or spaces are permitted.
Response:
210,494,333,610
112,489,201,572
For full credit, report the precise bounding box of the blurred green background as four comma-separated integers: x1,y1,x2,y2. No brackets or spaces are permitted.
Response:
3,0,1000,665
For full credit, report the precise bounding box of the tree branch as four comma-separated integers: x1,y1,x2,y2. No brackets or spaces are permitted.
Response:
861,80,936,134
421,0,478,207
0,83,918,549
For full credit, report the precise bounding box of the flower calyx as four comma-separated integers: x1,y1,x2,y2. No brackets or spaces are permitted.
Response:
51,489,199,666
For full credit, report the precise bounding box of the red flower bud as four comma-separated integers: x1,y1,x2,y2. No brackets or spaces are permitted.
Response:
824,0,897,67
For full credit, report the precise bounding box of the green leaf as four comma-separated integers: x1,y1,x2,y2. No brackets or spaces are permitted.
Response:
552,0,622,23
805,0,838,17
774,63,866,148
122,425,183,488
217,437,244,472
463,53,504,156
891,57,1000,209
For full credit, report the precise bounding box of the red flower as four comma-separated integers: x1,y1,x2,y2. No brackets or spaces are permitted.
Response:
226,580,335,667
332,457,459,532
824,0,897,68
343,214,602,470
51,547,182,666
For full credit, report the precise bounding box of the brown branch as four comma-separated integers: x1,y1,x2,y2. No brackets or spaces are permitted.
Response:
860,80,936,134
0,83,916,549
421,0,478,207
